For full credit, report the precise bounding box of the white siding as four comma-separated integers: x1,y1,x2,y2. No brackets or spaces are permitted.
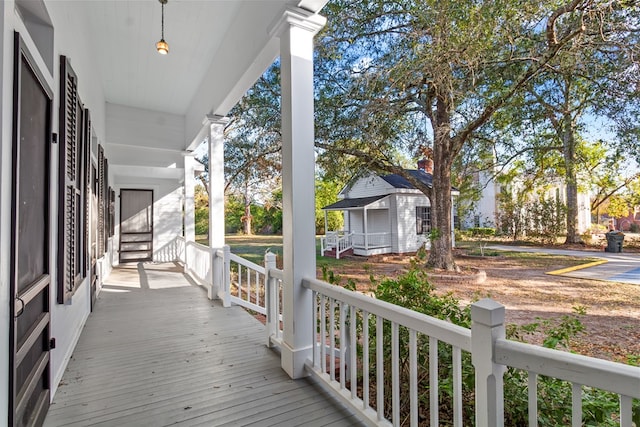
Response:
367,209,389,233
463,171,498,229
395,194,430,253
343,174,395,199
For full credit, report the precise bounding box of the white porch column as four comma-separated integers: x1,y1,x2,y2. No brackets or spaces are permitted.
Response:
207,115,229,250
364,207,369,250
270,7,325,379
184,154,197,243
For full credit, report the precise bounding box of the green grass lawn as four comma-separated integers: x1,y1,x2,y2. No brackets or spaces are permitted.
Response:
199,234,354,270
196,234,599,273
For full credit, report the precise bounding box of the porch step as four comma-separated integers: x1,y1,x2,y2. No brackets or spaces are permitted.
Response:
322,248,354,258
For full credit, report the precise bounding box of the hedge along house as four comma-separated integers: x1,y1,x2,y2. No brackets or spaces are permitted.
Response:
321,161,459,258
0,0,326,424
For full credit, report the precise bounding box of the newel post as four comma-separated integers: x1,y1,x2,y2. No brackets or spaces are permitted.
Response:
208,247,217,300
471,298,506,427
221,245,231,307
264,251,277,347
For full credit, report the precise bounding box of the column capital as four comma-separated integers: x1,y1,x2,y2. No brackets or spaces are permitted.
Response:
203,114,230,128
269,6,326,38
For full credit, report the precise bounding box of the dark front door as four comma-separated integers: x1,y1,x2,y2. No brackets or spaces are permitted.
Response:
9,33,53,427
119,189,154,263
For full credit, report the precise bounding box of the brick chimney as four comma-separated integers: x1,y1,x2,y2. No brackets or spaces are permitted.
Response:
418,159,433,174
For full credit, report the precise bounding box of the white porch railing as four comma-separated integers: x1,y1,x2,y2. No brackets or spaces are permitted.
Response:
177,241,640,427
352,232,392,250
320,231,354,259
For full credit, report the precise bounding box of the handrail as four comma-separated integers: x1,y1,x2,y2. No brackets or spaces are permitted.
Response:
303,277,471,350
495,338,640,399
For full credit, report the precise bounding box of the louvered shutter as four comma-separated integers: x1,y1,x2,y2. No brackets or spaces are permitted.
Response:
97,145,105,255
57,56,85,303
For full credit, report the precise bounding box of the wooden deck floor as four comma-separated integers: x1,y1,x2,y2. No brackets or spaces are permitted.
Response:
44,263,362,427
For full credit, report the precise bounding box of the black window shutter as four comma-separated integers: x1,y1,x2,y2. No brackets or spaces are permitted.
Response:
97,145,105,255
57,56,86,304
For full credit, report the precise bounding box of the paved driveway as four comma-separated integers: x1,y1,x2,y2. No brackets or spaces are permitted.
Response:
488,245,640,285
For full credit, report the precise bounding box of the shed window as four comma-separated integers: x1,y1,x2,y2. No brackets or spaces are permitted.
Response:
416,206,431,235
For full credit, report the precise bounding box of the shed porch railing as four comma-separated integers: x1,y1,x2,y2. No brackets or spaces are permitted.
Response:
175,237,640,427
320,231,354,259
351,231,392,251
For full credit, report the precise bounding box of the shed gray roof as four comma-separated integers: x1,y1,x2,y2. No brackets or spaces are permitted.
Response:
381,169,433,189
322,195,388,211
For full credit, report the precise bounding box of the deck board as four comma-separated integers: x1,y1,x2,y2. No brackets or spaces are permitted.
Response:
45,263,362,427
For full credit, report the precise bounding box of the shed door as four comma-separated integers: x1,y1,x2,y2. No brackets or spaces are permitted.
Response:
10,33,53,427
119,189,154,263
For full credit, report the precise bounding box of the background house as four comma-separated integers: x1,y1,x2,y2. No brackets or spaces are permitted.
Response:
321,161,459,258
461,170,592,234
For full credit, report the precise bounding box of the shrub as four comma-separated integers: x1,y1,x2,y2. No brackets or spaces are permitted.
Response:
324,252,639,426
467,227,496,237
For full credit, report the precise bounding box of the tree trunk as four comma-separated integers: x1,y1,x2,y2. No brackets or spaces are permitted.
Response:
242,194,252,235
563,117,581,244
427,97,458,271
427,158,457,271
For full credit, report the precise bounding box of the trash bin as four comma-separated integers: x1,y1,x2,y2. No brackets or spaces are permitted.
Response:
605,231,624,253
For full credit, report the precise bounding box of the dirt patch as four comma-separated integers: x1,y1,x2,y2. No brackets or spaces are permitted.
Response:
321,251,640,364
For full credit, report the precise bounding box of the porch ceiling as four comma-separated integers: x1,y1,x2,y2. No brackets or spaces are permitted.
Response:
65,0,327,181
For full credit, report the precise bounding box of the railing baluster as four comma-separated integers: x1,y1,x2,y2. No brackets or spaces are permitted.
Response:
246,267,250,304
377,316,384,422
237,264,242,300
392,322,400,426
312,290,319,368
350,305,357,400
321,295,327,374
409,329,418,427
340,302,347,390
528,371,538,426
572,383,582,427
256,271,261,307
453,346,462,427
620,395,633,427
330,299,336,381
429,336,439,426
363,310,370,411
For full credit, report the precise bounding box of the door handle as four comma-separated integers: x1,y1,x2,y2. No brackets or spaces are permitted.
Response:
15,296,25,318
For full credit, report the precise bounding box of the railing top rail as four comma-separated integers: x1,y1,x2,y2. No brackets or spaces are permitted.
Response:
229,253,265,274
303,277,471,351
351,231,391,236
268,268,284,281
185,240,213,253
495,338,640,398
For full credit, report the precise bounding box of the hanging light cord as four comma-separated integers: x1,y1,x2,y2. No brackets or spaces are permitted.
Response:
161,1,165,40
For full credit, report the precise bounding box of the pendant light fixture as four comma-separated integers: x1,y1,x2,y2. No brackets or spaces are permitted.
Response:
156,0,169,55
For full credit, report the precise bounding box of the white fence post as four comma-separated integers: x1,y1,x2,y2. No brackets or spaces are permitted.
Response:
221,245,231,307
207,248,222,299
471,298,506,427
264,251,277,347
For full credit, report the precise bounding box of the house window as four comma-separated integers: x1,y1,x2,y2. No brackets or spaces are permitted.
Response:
416,206,431,235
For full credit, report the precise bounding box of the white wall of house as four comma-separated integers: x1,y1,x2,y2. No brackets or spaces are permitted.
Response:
467,172,592,233
367,209,389,233
0,0,111,406
394,193,431,253
343,174,395,199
